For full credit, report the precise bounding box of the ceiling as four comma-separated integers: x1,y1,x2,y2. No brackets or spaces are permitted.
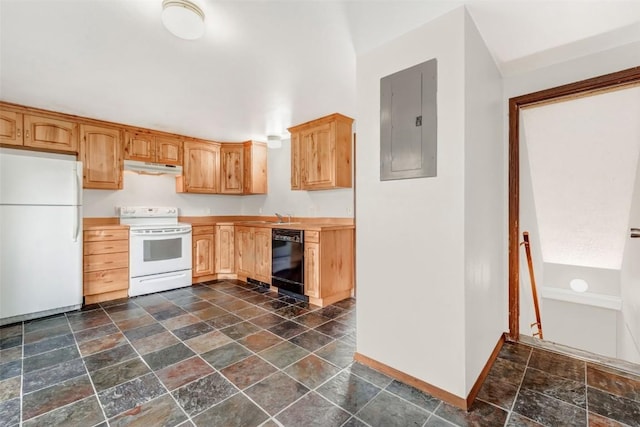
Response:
1,0,639,142
523,86,640,270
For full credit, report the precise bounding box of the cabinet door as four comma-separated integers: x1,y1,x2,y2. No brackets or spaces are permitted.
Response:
80,124,123,189
253,227,272,283
183,141,220,193
24,114,78,153
235,226,255,277
0,110,23,146
156,135,182,166
215,225,235,274
300,122,335,189
244,141,268,194
290,132,301,190
193,234,215,277
304,242,320,298
220,144,243,194
124,131,154,162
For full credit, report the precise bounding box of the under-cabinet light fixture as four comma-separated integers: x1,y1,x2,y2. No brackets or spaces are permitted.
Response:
161,0,205,40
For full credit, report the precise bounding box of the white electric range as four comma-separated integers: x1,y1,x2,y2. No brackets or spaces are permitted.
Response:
119,206,192,297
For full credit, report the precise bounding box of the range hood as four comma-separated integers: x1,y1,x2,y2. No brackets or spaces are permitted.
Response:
124,160,182,175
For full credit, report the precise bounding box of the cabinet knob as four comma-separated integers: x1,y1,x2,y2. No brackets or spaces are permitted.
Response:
25,129,30,139
16,128,21,138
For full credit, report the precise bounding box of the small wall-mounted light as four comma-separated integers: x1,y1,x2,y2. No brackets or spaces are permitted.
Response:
569,278,589,293
161,0,205,40
267,135,282,149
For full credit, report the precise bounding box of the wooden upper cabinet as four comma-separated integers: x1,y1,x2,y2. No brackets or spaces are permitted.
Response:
155,135,182,165
0,108,78,153
180,140,220,193
125,131,182,166
23,114,78,153
0,110,23,146
80,124,123,190
220,144,244,194
289,113,353,190
244,141,268,194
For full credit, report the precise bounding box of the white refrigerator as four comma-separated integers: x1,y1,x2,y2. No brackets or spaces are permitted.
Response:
0,148,83,325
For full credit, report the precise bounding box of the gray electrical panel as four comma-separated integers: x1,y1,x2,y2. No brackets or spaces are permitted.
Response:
380,58,437,181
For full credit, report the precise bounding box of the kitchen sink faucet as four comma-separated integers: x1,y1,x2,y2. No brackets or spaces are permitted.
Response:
274,213,292,223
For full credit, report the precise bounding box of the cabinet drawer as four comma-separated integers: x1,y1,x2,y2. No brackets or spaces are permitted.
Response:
84,239,128,255
84,252,128,272
84,228,128,242
305,230,320,243
193,225,214,235
84,267,129,295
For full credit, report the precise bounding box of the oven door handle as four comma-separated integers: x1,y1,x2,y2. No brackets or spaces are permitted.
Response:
130,229,192,236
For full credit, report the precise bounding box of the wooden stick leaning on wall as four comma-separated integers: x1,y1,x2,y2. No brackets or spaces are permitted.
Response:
521,231,543,339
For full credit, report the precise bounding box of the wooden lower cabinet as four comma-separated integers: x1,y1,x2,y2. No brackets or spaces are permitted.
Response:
83,226,129,304
193,225,215,283
304,228,354,307
215,224,235,274
235,225,271,284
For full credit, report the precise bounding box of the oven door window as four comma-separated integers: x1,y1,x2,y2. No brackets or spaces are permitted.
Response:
144,237,182,262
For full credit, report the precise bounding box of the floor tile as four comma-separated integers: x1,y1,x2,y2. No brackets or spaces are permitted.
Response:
476,374,520,410
289,329,334,352
192,305,229,321
285,354,342,389
275,305,310,320
123,322,166,342
78,332,127,356
0,335,21,351
90,357,151,392
173,321,214,341
498,342,532,365
0,360,21,381
23,323,71,344
192,392,269,427
317,370,381,414
156,356,215,390
249,313,287,329
130,330,180,355
24,315,67,334
512,388,586,426
207,313,244,329
74,323,120,342
177,300,212,313
425,415,458,426
221,321,262,340
275,391,350,427
97,373,166,419
23,345,79,373
0,376,20,402
487,357,527,386
259,341,310,369
385,379,441,412
108,393,188,427
83,344,137,372
235,305,270,320
315,340,355,368
293,312,332,329
67,310,112,332
22,395,105,427
162,313,201,331
587,411,626,427
0,347,22,364
348,363,394,389
521,367,586,408
587,386,640,426
106,307,147,323
331,298,356,311
436,399,509,427
268,320,308,339
0,398,21,427
22,374,94,421
314,320,353,339
185,330,233,354
172,373,237,416
220,355,277,389
528,348,585,383
22,357,86,394
201,342,252,369
586,363,640,402
152,306,188,322
245,371,309,415
316,306,347,320
114,314,156,331
259,300,289,312
23,333,74,357
505,412,544,426
238,330,283,352
143,342,195,371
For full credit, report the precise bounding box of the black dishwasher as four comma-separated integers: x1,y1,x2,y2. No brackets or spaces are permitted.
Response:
271,229,306,300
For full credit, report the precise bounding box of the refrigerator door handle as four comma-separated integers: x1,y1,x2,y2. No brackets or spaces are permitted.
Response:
72,169,80,242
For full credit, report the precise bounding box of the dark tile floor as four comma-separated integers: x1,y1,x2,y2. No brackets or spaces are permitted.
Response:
0,279,638,426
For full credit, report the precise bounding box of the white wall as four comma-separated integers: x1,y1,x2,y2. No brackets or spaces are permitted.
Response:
241,139,354,218
357,7,468,398
543,263,620,296
462,10,505,395
619,147,640,363
84,144,354,218
518,127,545,337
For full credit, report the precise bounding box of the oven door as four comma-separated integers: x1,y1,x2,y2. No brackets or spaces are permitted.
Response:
130,227,192,278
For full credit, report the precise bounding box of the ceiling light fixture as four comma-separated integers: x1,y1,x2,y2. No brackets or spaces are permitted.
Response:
267,135,282,149
161,0,205,40
569,278,589,293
